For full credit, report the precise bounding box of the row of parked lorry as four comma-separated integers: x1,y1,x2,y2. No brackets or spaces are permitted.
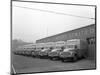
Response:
13,39,88,62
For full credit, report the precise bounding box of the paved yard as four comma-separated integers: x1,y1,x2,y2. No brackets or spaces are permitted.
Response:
11,54,96,74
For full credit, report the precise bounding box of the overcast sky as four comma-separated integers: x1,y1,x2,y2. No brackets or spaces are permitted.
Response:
12,0,95,43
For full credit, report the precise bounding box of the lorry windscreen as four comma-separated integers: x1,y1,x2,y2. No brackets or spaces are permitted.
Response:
66,45,77,49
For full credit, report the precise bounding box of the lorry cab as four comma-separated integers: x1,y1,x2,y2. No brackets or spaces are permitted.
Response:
14,44,36,56
48,41,65,60
13,48,19,55
20,45,34,56
59,39,88,62
33,47,44,57
31,47,36,56
20,47,26,56
39,47,53,58
48,46,64,60
14,46,23,55
38,42,55,58
24,47,34,56
31,43,44,57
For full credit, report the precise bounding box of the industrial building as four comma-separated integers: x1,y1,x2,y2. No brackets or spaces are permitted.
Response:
36,24,96,60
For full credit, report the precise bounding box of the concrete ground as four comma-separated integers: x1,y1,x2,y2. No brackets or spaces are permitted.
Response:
11,54,96,74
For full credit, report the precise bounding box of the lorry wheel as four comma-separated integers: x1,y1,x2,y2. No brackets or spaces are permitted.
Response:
52,58,55,60
52,58,58,60
50,57,53,60
39,56,43,59
62,59,67,62
73,56,77,62
62,59,65,62
82,55,87,58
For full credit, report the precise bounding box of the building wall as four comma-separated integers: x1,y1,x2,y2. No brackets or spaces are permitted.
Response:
36,24,96,60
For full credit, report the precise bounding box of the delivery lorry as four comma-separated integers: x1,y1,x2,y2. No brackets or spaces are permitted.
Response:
32,43,45,57
48,41,65,60
39,47,53,58
19,44,36,56
59,39,88,62
13,44,36,56
38,42,55,58
13,46,24,55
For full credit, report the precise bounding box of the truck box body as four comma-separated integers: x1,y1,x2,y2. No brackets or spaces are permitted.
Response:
60,39,88,62
48,41,65,60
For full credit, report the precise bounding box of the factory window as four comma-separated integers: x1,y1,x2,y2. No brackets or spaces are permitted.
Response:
84,29,88,35
74,32,78,36
78,31,81,36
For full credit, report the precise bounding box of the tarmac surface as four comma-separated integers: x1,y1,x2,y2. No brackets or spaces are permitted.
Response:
11,54,96,74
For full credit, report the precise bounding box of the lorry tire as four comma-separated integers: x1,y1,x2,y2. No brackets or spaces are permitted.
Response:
82,54,87,58
52,58,56,60
73,56,77,62
62,59,66,62
50,57,53,60
73,54,78,62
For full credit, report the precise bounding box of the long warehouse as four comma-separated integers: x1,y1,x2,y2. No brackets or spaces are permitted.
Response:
36,24,96,60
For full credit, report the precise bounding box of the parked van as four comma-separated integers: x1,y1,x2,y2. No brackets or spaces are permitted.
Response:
38,42,55,58
20,44,36,56
13,46,23,55
48,41,65,60
39,47,53,58
33,43,45,57
59,39,88,62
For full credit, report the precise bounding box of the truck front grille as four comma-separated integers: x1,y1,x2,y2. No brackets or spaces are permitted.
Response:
60,52,71,57
40,52,47,55
49,52,58,56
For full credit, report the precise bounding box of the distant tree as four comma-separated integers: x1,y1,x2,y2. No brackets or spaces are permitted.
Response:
12,39,33,51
